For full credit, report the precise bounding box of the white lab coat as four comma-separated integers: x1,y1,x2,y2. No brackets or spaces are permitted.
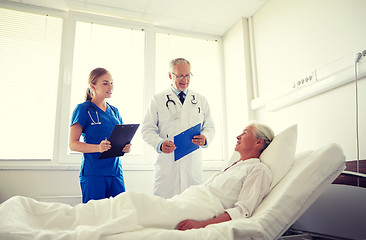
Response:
142,88,215,198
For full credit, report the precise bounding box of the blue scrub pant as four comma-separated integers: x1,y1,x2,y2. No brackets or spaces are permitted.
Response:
80,175,125,203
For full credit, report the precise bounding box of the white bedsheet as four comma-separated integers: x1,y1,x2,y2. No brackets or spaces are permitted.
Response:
0,143,345,240
0,186,226,240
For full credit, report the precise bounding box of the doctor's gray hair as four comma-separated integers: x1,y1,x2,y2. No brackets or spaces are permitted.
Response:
85,67,109,101
249,122,274,153
169,58,191,72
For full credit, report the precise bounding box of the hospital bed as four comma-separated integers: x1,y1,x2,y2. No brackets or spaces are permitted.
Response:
0,125,346,240
118,142,346,240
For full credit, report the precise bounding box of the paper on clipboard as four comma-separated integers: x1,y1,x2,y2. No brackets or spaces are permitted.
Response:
99,124,139,159
173,123,201,161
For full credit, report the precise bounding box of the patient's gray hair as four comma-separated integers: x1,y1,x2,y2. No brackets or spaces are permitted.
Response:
249,122,274,153
169,58,190,72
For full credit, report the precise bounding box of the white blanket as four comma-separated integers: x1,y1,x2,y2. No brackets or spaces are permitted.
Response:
0,143,345,240
0,186,229,240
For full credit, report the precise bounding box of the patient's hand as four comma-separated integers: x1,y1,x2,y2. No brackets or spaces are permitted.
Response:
177,213,231,231
177,219,206,231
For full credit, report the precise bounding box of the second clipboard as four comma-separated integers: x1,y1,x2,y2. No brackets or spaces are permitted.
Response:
99,124,139,159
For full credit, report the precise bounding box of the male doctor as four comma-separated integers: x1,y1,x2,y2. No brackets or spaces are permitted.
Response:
142,58,215,198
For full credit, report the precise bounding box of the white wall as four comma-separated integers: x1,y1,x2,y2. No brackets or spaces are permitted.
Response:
0,170,82,203
0,168,217,203
222,19,255,155
250,0,366,160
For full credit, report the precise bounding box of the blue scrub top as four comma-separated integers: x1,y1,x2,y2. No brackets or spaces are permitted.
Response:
70,101,124,177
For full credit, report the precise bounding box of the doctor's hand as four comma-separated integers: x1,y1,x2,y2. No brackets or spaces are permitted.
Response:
99,139,111,153
192,134,206,146
162,140,176,154
122,143,131,153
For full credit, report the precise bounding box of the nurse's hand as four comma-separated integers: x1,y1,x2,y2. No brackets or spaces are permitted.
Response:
99,140,111,153
192,134,206,146
122,143,131,153
162,140,176,154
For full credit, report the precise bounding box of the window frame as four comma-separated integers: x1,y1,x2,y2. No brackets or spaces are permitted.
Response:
0,3,227,170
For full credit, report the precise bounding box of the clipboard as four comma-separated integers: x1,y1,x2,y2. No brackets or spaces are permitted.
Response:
173,123,201,161
99,124,140,159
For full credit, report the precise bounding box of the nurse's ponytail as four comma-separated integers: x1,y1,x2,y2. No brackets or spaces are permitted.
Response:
85,67,109,101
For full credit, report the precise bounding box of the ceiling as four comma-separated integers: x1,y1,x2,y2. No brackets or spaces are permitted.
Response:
4,0,268,36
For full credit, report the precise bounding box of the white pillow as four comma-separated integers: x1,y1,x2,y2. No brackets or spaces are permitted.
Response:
260,125,297,190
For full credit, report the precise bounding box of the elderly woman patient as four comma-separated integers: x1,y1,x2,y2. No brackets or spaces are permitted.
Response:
0,122,274,238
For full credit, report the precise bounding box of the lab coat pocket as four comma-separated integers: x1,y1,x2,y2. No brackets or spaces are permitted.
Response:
154,154,173,178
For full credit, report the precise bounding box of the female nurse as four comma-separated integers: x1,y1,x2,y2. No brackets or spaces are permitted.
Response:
69,67,131,203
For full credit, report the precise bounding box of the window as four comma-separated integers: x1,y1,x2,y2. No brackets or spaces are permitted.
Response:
0,7,62,160
65,20,146,162
0,5,226,167
155,33,224,161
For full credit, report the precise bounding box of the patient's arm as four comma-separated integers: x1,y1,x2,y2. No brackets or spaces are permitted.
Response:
177,212,231,231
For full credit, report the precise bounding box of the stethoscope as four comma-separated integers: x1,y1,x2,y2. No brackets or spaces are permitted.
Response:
87,100,119,125
165,94,197,119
